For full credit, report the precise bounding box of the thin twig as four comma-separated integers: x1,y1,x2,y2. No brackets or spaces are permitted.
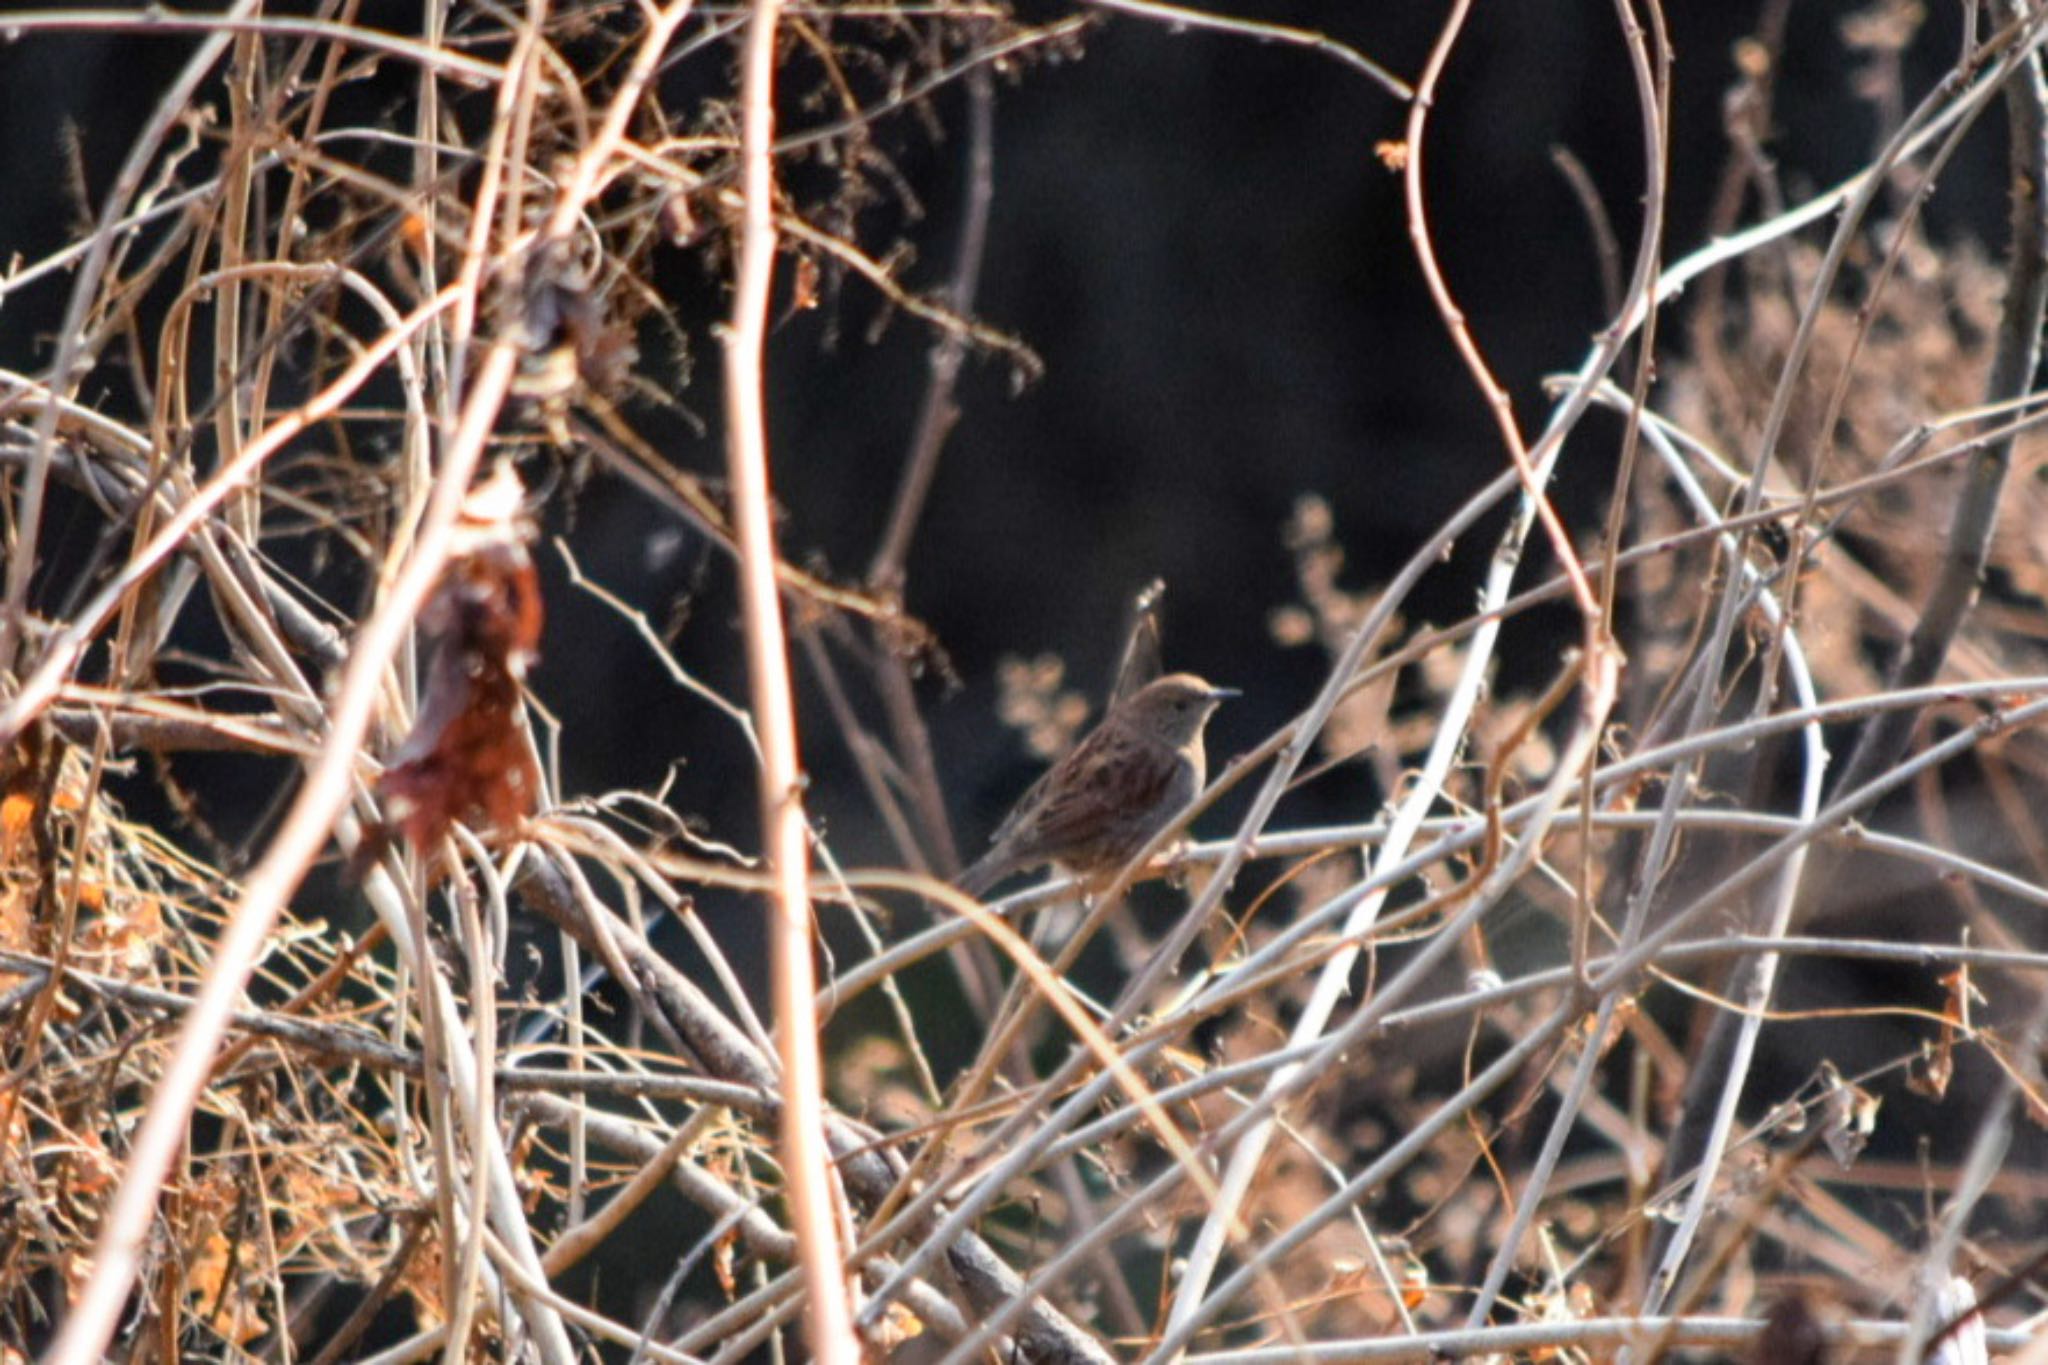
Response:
1075,0,1411,101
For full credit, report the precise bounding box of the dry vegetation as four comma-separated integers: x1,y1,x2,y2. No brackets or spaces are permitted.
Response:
1,1,2047,1362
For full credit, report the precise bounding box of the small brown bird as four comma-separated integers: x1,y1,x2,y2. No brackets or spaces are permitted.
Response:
956,673,1238,897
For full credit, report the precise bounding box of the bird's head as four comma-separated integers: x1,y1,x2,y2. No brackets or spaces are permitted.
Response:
1121,673,1238,747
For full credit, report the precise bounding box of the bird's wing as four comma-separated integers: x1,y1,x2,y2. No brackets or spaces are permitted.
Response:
1020,729,1178,856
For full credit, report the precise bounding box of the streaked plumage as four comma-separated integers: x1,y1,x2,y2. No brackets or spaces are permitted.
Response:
956,673,1235,896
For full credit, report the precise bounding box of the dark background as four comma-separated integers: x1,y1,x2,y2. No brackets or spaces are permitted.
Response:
3,2,1983,864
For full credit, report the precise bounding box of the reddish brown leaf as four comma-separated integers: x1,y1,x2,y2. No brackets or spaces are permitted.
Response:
374,464,544,858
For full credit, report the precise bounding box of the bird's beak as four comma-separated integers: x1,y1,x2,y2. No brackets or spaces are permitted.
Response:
1206,685,1241,701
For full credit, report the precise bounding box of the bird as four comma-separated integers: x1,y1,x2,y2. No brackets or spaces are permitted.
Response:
956,673,1237,897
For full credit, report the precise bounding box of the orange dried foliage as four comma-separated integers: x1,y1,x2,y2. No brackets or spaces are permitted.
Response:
62,1128,117,1200
0,791,35,857
75,892,158,977
1316,1255,1432,1334
0,783,41,986
375,465,544,857
869,1300,924,1350
185,1228,270,1346
713,1224,739,1300
1911,962,1980,1100
400,1228,449,1329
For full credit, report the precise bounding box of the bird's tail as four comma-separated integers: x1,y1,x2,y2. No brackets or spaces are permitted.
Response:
952,851,1007,899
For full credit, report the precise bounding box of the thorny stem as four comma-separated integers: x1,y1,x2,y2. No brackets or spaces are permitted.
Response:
1834,5,2048,796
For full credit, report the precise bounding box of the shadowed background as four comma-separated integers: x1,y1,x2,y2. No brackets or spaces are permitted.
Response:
4,3,1964,859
